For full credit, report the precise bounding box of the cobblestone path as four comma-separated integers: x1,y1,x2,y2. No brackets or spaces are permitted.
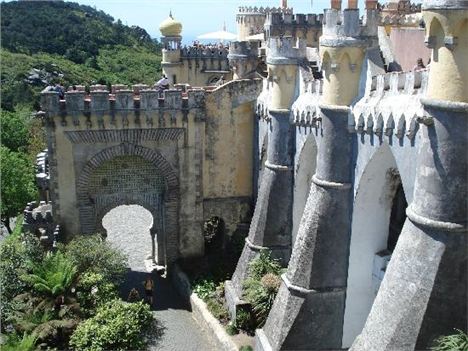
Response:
103,205,216,351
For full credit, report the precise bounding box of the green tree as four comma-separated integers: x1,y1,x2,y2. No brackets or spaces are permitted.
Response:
0,146,37,233
0,109,30,152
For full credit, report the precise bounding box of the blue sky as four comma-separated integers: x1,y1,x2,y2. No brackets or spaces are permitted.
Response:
73,0,366,44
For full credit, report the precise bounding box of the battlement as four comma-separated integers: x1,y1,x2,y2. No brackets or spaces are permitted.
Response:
321,8,379,41
181,46,229,60
380,12,422,26
237,6,293,15
267,37,307,65
265,12,323,41
351,69,429,141
368,69,429,95
24,201,53,224
228,41,260,58
381,1,421,14
292,79,324,126
23,201,60,248
40,85,207,118
266,12,323,27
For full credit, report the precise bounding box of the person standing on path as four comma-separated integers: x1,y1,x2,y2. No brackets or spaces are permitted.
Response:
143,275,154,306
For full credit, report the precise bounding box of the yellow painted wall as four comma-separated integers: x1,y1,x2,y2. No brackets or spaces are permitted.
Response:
423,10,468,102
163,59,233,87
203,89,255,199
320,46,365,106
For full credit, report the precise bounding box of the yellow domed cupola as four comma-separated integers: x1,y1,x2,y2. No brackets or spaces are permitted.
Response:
159,11,182,37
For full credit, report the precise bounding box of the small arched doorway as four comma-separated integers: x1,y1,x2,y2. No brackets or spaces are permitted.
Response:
102,204,155,270
342,145,408,347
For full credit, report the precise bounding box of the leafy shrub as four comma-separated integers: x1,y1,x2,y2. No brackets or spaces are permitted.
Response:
206,298,229,323
192,278,217,301
235,308,254,333
242,250,283,329
239,346,253,351
248,250,282,280
431,329,468,351
243,273,280,328
69,299,153,351
63,234,127,284
8,295,80,347
75,272,118,317
1,332,37,351
0,232,43,327
225,322,238,336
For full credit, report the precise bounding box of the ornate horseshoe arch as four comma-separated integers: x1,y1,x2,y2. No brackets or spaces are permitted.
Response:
76,143,179,264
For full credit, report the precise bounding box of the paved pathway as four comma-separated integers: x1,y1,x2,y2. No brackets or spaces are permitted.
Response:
104,205,216,351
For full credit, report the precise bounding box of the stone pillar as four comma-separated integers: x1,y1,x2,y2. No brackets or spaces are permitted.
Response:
225,37,305,318
351,2,467,349
228,41,260,80
255,4,373,350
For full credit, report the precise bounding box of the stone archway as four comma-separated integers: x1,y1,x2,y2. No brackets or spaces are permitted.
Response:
76,143,179,264
342,144,408,347
102,204,154,269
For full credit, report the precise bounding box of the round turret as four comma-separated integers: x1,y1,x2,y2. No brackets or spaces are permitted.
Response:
159,12,182,37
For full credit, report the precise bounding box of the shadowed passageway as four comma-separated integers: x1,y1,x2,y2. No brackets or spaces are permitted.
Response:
104,205,215,351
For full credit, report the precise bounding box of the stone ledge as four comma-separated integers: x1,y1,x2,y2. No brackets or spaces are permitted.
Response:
171,264,239,351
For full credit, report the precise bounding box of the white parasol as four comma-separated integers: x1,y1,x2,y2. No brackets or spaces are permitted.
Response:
197,23,237,41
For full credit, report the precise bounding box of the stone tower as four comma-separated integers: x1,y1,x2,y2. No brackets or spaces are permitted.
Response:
227,41,260,80
236,5,292,41
160,12,183,85
255,1,379,350
351,1,468,350
225,36,306,319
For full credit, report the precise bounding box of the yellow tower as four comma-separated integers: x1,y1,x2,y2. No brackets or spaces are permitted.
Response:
267,37,305,110
320,0,379,106
422,0,468,102
160,12,183,85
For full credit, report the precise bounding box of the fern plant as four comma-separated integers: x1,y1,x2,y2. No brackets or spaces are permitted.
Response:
1,332,38,351
21,251,77,298
431,329,468,351
10,293,81,344
248,250,282,280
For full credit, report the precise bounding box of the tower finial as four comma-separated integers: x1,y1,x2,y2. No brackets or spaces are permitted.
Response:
281,0,288,9
169,10,173,18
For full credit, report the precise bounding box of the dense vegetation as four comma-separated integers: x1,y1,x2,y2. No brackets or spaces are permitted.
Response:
1,1,157,62
1,4,162,347
1,0,163,229
0,231,155,350
1,1,162,111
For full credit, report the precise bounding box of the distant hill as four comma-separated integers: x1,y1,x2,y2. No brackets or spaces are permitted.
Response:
1,0,159,63
0,1,162,110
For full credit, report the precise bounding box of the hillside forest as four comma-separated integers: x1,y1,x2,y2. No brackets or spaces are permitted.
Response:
0,0,163,231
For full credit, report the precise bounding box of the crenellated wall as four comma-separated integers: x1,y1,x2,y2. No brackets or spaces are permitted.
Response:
265,12,323,47
39,78,261,264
